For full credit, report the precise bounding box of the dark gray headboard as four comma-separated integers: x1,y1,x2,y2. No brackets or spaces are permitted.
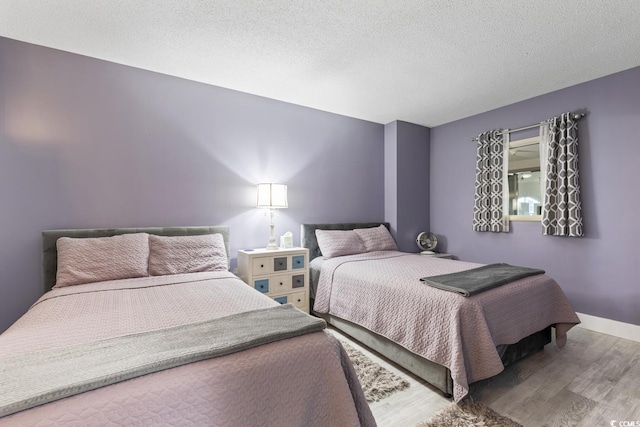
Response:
301,222,391,261
41,226,230,293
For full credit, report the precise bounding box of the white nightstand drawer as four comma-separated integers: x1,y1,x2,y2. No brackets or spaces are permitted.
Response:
269,274,292,293
272,290,306,311
289,291,307,311
252,257,273,275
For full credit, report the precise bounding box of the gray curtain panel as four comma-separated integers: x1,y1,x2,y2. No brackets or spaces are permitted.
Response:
541,113,583,237
473,130,509,232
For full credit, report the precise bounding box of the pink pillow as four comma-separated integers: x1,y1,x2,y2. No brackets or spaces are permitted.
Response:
55,233,150,287
315,229,366,258
354,225,398,252
148,234,228,276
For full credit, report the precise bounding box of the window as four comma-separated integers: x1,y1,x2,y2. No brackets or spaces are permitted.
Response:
507,136,544,222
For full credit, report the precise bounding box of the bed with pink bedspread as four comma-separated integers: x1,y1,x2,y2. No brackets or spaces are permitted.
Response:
302,222,581,402
0,227,375,426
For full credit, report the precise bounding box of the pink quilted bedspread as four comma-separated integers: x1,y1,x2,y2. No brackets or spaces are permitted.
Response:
0,272,375,426
314,252,580,401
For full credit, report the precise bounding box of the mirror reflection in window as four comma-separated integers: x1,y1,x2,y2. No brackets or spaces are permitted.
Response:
507,136,544,220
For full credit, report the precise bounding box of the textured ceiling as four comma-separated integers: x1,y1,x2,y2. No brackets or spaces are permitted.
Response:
1,1,640,127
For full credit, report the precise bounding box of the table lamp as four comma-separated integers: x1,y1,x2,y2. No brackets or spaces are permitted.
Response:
256,183,288,250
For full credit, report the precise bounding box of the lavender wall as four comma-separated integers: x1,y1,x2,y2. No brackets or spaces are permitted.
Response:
430,66,640,326
384,121,430,251
0,37,384,332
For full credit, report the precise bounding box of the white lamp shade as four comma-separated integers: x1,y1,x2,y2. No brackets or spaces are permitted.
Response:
256,183,288,208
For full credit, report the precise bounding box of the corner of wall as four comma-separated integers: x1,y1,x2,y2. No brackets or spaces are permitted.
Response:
384,120,431,252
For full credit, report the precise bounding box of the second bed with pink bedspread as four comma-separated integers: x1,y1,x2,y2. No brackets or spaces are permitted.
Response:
313,251,581,401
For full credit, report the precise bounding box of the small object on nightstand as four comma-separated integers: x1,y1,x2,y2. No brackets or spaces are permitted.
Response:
237,247,309,313
416,232,438,252
280,231,293,249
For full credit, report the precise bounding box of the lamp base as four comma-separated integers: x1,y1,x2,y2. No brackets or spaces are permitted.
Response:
265,241,279,251
265,209,279,250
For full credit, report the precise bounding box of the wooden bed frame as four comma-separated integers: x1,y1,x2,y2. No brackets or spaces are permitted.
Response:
301,222,551,397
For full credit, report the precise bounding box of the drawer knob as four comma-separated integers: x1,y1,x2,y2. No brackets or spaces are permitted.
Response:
279,282,283,285
297,299,301,302
260,264,264,268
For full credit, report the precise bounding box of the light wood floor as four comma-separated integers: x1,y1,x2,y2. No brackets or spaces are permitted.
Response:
330,326,640,427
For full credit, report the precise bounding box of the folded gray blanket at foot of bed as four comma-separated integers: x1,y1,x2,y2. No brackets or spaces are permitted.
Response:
0,304,325,418
421,263,545,297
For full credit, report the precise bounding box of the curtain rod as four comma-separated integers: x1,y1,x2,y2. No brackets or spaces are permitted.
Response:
470,112,586,142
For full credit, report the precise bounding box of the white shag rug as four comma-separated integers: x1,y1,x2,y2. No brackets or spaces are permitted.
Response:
341,340,410,402
417,400,523,427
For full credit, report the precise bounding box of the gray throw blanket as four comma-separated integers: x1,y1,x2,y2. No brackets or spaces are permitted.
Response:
421,263,545,297
0,304,325,418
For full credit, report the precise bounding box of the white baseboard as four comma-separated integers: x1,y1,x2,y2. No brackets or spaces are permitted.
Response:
575,312,640,343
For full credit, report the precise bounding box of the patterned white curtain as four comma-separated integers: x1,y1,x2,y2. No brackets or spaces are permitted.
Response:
540,113,583,237
473,130,509,232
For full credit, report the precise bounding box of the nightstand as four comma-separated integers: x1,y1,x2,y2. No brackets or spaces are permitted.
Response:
421,252,454,259
237,247,309,313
